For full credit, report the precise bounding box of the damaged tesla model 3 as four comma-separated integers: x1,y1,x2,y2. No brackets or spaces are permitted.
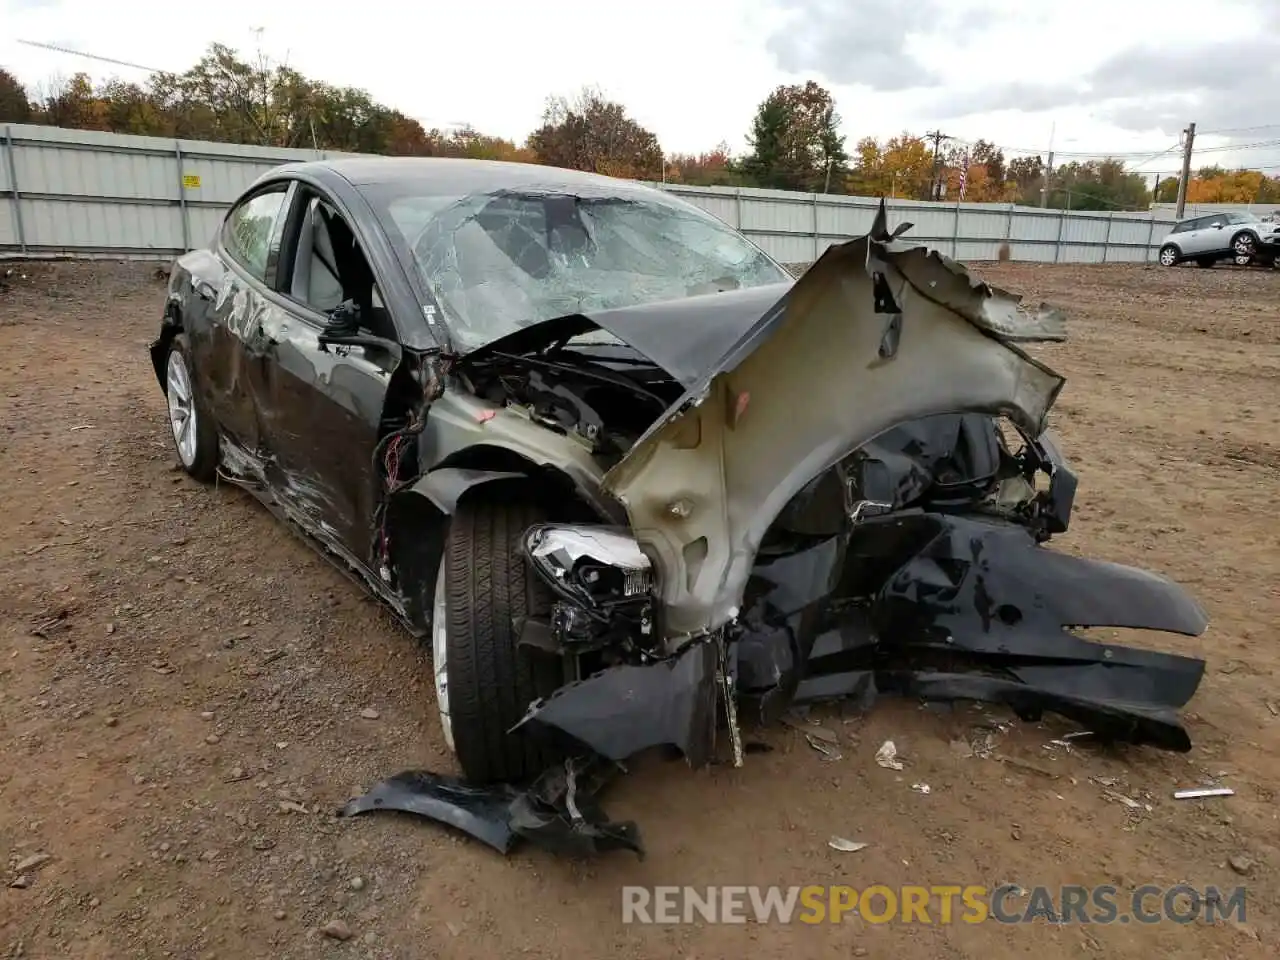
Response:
150,157,1208,858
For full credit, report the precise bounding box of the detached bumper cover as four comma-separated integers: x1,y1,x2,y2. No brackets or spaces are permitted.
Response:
791,513,1207,751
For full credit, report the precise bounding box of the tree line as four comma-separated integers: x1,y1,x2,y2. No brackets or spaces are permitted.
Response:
2,45,1277,211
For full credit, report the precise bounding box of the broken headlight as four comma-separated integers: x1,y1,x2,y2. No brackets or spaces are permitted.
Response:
524,525,653,617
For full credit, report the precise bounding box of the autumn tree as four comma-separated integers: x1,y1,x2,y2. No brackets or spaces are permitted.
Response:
1008,155,1046,204
527,88,662,179
847,133,933,198
666,142,751,186
741,81,849,192
1184,169,1280,204
969,139,1006,184
435,125,535,163
1044,159,1150,210
0,67,32,123
37,73,111,130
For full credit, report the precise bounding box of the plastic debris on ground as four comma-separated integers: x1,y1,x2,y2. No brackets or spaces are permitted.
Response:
828,837,869,853
1173,787,1234,799
875,740,904,770
806,732,843,761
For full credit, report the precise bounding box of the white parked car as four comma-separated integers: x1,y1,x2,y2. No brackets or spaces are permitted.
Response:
1157,212,1280,268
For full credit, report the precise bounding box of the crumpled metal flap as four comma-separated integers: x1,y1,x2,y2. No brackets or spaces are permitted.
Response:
602,210,1069,638
512,639,718,767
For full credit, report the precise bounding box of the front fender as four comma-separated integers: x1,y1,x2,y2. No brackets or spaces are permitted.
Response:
409,468,529,514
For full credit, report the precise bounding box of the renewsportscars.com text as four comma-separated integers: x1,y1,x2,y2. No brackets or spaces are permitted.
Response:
621,884,1247,925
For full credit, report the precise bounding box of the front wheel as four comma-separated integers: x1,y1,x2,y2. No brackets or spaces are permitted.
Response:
1158,245,1179,267
164,334,218,482
1232,232,1257,264
433,496,567,783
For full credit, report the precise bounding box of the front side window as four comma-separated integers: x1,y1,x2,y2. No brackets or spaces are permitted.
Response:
222,188,288,281
370,185,789,351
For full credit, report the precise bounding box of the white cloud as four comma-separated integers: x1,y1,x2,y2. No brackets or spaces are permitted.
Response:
2,0,1277,175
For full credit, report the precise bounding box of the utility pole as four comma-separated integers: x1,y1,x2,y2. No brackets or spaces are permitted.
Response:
1040,121,1056,208
925,130,950,201
1040,151,1055,207
1175,121,1196,219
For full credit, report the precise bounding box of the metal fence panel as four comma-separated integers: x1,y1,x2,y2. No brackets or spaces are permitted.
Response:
1,123,1183,265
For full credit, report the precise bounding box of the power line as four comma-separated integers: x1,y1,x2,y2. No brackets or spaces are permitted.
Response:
1124,142,1183,171
1196,123,1280,137
16,39,165,74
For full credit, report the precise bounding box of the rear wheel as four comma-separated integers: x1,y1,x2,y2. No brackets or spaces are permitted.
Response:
1158,245,1179,267
435,496,567,783
164,334,218,482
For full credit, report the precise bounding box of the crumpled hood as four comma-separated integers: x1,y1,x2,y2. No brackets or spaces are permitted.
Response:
466,282,793,389
601,203,1069,640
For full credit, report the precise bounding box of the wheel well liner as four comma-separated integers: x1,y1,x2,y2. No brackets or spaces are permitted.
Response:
149,301,183,389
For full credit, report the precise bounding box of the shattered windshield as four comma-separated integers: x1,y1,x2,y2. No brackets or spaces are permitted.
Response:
374,185,789,350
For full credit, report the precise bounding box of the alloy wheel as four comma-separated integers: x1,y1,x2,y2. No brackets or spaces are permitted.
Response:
166,349,198,468
432,562,455,752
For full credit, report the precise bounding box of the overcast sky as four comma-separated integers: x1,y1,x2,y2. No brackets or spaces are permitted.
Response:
4,0,1279,178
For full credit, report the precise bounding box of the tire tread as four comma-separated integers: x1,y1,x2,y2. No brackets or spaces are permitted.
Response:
443,496,563,782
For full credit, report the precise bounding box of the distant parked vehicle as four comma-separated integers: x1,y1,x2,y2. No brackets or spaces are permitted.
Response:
1157,212,1280,268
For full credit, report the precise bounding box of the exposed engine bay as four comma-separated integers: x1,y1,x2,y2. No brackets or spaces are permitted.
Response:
460,344,684,468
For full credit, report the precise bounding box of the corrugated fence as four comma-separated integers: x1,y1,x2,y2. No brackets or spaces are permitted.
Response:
2,122,1178,264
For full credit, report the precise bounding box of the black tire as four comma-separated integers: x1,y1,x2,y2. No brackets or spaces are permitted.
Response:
1158,244,1180,267
1196,257,1215,268
442,496,566,783
164,333,219,482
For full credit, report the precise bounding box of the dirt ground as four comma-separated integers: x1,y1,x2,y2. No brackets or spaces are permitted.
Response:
0,257,1277,960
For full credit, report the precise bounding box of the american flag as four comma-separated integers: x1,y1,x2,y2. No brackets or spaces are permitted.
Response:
958,152,970,200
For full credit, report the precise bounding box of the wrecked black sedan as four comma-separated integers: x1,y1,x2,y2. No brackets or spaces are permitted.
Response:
152,158,1209,855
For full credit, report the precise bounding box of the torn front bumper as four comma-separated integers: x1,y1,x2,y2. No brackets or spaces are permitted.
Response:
776,512,1207,751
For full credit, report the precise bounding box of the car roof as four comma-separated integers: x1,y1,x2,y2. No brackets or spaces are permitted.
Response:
279,156,672,201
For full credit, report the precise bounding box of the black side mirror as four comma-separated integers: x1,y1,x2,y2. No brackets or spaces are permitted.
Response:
318,299,394,352
322,299,363,338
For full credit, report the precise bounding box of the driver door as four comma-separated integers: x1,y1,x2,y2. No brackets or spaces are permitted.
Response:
252,186,402,567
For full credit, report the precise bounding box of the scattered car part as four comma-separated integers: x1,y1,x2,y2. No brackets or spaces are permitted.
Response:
828,837,868,852
1173,787,1234,799
340,757,642,858
875,741,904,771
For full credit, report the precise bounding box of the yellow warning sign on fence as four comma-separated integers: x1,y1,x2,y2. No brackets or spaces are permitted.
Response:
182,174,201,189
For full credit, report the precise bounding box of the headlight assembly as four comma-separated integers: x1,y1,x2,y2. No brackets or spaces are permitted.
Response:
524,524,653,616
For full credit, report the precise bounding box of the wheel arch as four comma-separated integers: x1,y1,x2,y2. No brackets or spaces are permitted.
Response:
1230,229,1259,255
388,442,605,629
